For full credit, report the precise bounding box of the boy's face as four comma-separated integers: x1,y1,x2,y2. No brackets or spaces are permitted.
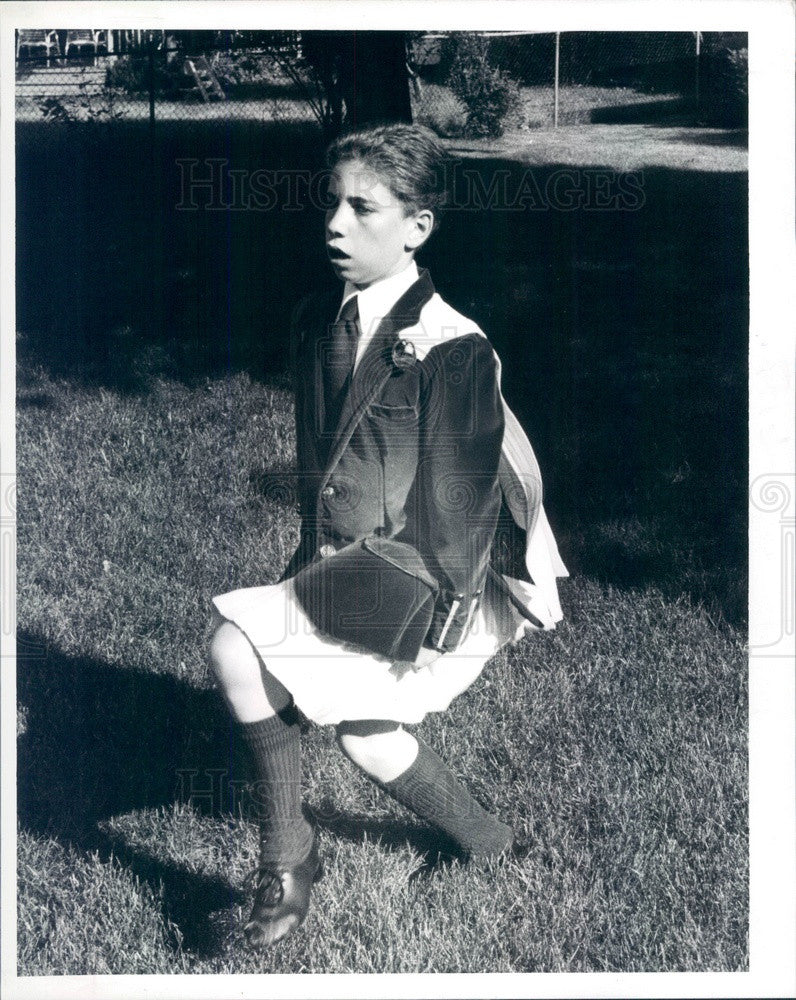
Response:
325,158,431,290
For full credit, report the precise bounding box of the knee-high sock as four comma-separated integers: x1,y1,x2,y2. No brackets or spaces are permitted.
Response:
382,734,513,857
338,722,514,858
240,706,314,870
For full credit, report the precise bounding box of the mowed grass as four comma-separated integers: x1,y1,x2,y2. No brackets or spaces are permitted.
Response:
17,355,747,973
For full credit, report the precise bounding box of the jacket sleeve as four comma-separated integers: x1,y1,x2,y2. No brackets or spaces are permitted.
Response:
400,334,505,652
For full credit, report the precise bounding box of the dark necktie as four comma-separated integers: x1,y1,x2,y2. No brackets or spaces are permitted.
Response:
323,295,359,436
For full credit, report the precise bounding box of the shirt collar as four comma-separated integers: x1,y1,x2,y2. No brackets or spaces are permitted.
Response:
337,261,420,338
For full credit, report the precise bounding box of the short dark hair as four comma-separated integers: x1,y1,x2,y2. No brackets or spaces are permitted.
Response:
326,123,450,230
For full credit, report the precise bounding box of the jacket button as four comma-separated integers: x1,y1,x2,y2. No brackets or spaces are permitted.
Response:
318,544,336,558
321,485,335,500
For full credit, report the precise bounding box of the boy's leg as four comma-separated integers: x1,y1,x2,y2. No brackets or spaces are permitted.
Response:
336,721,513,858
238,704,315,871
210,621,317,947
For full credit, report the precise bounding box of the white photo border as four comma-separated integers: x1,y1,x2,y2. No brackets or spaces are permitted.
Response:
1,2,793,998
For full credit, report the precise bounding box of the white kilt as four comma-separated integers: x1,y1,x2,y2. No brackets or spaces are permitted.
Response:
211,571,543,726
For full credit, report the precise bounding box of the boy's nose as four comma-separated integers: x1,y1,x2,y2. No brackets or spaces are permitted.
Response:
326,214,344,237
326,203,350,237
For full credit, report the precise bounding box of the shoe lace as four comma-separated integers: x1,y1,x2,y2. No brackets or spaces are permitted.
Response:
247,867,285,906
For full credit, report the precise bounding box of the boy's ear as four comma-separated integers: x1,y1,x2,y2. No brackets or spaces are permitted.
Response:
406,208,435,251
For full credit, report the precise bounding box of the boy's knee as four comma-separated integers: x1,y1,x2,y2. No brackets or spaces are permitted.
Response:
336,721,417,782
209,620,255,683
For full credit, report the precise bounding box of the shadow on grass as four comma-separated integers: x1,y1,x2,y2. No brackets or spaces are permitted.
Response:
16,119,748,623
16,119,332,391
590,97,748,136
308,800,465,875
16,118,747,388
16,630,467,955
93,830,244,956
663,127,748,147
17,632,248,956
590,95,696,125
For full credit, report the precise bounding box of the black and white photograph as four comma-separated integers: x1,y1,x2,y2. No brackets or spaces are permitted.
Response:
1,2,794,996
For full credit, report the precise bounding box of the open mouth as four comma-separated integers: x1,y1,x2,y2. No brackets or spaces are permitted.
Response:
326,246,351,261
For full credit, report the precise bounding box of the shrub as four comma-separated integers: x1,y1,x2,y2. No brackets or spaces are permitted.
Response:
105,54,184,98
700,47,748,127
209,49,283,93
413,84,468,138
445,33,521,138
36,75,125,126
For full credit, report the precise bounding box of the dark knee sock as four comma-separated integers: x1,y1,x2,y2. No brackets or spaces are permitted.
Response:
239,705,314,870
381,734,514,858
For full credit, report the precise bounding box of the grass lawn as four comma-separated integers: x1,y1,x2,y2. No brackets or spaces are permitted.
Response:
447,122,748,173
16,117,748,974
16,362,747,974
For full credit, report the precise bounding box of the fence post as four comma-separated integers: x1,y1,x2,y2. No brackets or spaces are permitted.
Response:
554,32,560,128
146,34,158,338
147,37,155,130
694,31,701,116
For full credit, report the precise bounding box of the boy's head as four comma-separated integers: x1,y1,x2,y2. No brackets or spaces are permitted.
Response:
324,124,449,290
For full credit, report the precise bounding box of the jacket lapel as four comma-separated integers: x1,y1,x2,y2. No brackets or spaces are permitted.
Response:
321,269,436,484
303,286,342,463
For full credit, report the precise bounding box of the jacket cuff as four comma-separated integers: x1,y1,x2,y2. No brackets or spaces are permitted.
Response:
425,589,482,653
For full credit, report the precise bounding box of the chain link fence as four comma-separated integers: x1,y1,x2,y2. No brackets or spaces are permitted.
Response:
409,31,747,133
15,32,317,124
16,29,747,131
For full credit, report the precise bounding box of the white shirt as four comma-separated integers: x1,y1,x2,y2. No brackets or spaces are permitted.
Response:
335,261,420,374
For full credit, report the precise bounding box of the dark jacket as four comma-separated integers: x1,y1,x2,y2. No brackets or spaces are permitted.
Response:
282,268,505,653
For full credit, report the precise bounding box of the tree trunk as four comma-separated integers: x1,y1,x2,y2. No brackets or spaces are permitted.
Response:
339,32,412,130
